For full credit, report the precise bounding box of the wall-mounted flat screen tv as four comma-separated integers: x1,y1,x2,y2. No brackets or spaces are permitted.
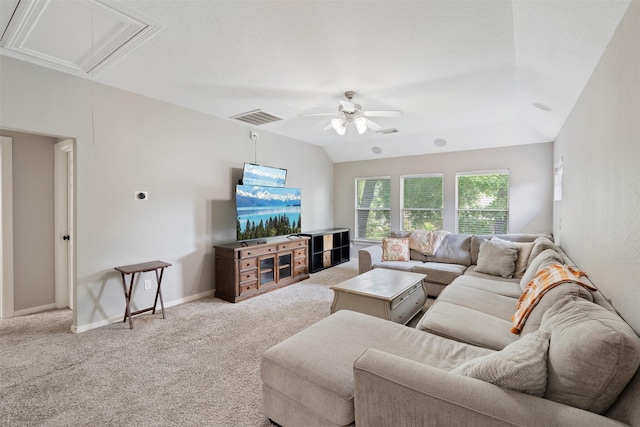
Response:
242,163,287,187
236,185,301,241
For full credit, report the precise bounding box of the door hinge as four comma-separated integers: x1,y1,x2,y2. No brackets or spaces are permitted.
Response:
63,235,70,241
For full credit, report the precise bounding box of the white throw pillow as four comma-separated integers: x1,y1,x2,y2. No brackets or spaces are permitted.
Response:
451,330,551,397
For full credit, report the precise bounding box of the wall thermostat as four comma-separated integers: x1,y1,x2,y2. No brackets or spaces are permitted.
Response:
135,191,148,200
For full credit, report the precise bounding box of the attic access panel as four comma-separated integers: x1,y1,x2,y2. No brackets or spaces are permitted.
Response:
0,0,163,75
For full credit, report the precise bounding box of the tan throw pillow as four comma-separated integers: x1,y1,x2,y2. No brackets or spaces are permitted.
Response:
381,237,410,261
510,241,534,278
475,238,518,278
409,230,431,253
451,330,550,397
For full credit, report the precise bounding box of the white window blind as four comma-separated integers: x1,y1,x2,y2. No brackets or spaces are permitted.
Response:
401,174,443,231
355,177,391,239
456,171,509,234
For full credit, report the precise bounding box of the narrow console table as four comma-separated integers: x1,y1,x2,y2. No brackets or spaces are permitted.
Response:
114,260,171,329
299,228,350,273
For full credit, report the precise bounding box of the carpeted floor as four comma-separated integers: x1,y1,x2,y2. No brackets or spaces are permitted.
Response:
0,260,431,426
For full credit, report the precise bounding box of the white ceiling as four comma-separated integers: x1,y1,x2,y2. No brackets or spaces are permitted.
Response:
0,0,631,163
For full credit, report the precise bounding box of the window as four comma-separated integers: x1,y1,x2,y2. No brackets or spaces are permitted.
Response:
456,171,509,234
554,158,563,201
355,177,390,239
401,174,443,231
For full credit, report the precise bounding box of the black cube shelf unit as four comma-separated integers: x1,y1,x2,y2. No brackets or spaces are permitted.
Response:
300,228,350,273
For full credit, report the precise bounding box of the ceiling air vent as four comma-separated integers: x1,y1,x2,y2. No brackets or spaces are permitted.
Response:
230,109,285,126
375,128,399,135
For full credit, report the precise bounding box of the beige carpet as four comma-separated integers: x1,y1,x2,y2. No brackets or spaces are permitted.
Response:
0,260,431,426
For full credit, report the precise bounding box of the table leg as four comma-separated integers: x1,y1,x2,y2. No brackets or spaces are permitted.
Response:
121,272,135,329
153,267,166,319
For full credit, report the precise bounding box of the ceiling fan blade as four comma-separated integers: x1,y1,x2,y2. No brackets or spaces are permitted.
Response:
298,112,338,117
340,100,356,112
322,123,334,131
364,110,403,117
366,119,383,131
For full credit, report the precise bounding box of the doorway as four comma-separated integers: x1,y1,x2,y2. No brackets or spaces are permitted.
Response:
55,139,74,310
0,133,75,318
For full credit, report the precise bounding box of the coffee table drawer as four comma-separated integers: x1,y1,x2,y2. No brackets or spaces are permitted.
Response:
389,284,426,324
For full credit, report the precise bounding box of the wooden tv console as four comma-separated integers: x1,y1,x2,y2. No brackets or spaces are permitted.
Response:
214,236,310,303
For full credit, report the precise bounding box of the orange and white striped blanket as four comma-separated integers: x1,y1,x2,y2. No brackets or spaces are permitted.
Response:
511,263,596,334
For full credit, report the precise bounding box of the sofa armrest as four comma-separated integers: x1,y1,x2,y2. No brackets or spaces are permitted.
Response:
353,348,627,427
358,245,382,274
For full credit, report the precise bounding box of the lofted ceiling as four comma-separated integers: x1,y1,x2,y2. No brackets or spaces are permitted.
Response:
0,0,631,163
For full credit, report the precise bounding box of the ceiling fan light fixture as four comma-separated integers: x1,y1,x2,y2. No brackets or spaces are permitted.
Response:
355,117,367,134
331,118,346,135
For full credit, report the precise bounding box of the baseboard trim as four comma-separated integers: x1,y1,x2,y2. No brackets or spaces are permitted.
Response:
13,303,57,317
71,289,216,334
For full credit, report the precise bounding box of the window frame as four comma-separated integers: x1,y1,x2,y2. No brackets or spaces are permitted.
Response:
400,173,443,232
354,176,391,241
455,170,510,234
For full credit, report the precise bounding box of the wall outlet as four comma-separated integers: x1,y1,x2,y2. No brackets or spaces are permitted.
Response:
144,279,152,290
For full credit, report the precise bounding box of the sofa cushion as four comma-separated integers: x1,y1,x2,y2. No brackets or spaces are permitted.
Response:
541,296,640,414
416,301,518,350
452,273,522,298
475,238,518,278
520,248,564,292
412,262,467,285
434,284,518,320
372,260,424,272
426,233,472,266
471,233,548,265
382,237,410,261
512,264,595,334
518,281,594,336
527,236,559,268
451,329,551,397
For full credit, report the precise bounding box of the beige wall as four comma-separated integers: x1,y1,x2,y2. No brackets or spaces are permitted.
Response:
0,130,56,311
335,142,553,251
0,56,334,331
553,0,640,334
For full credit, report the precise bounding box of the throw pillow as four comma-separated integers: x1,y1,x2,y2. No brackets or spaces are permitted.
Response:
451,329,551,397
381,237,410,261
409,230,431,253
510,241,534,278
475,238,518,278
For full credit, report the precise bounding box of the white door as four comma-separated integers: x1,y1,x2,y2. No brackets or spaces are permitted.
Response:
0,136,15,318
55,139,74,310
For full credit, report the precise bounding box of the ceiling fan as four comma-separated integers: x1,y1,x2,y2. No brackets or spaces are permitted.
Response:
299,91,402,135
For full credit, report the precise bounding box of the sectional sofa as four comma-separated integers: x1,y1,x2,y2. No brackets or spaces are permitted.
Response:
261,233,640,426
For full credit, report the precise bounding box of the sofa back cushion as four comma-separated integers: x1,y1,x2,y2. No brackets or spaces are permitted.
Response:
518,281,594,336
519,248,564,292
527,236,559,268
470,233,548,265
541,296,640,414
426,233,472,266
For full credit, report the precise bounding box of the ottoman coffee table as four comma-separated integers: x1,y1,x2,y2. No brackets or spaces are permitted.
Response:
330,268,427,324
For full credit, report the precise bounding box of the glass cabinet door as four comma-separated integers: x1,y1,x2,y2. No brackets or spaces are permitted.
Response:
259,255,275,286
278,252,292,281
